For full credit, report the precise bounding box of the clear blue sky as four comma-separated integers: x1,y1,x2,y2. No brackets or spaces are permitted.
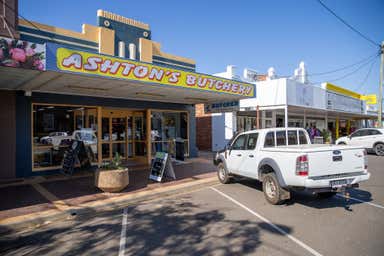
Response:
20,0,383,96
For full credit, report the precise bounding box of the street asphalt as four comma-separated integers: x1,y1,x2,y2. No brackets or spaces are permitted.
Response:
1,154,383,256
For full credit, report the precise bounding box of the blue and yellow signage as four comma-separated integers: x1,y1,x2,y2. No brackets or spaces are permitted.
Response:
56,48,255,97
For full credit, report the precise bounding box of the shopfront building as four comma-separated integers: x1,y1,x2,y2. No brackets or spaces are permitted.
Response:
0,10,254,178
196,65,376,151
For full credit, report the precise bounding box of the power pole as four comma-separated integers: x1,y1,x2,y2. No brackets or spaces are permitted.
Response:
379,42,384,128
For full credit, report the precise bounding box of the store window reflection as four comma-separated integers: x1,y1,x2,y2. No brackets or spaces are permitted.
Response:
151,111,188,157
32,105,98,170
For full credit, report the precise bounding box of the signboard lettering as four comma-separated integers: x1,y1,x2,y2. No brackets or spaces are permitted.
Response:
205,101,240,113
56,48,255,97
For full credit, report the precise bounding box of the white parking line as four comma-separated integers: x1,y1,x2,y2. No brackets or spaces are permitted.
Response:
118,208,128,256
336,194,384,209
211,187,323,256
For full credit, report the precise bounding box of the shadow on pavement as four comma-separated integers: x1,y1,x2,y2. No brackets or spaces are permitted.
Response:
237,178,373,210
0,196,297,256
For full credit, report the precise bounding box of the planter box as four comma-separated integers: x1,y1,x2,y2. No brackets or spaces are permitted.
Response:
95,168,129,192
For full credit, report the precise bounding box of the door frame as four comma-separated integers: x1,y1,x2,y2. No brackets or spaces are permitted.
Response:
100,108,146,163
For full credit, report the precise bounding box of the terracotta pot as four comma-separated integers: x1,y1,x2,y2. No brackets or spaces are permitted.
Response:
95,168,129,192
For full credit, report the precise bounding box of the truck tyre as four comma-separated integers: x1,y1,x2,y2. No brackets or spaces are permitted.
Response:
317,192,337,199
262,172,285,205
374,143,384,156
338,142,346,145
217,162,231,184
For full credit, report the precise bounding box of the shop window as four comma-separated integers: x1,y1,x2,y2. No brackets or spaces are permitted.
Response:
276,131,287,146
264,132,275,147
288,130,298,145
151,111,188,157
32,105,98,170
265,111,272,118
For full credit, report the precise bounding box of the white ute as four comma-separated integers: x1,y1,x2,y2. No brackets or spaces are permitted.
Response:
214,128,370,205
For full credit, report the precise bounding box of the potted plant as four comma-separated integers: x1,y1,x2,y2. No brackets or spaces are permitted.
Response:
322,129,332,144
95,153,129,192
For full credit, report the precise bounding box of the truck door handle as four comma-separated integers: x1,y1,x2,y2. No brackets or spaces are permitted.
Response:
248,154,254,158
236,154,242,157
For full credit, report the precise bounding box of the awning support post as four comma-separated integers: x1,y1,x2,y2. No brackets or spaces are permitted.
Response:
284,105,288,128
146,109,152,165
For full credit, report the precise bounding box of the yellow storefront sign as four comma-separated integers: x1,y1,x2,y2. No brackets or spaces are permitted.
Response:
56,48,255,97
360,94,377,105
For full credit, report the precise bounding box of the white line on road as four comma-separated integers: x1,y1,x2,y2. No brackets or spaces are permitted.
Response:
210,187,323,256
336,194,384,209
118,208,128,256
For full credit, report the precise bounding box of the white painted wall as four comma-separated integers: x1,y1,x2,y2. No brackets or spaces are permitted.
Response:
240,78,287,109
286,79,326,109
211,112,236,151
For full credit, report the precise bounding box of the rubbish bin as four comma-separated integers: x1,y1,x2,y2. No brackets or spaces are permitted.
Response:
175,138,185,161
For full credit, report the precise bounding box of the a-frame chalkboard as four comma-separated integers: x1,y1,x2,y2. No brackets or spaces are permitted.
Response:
61,140,94,175
149,152,176,182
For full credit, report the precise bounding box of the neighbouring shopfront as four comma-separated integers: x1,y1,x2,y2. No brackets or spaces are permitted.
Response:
198,66,377,151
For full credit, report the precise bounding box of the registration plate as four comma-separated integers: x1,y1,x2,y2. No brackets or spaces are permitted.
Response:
330,179,351,188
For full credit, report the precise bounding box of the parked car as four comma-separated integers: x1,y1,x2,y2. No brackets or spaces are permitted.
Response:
40,132,68,145
214,128,370,205
335,128,384,156
42,129,97,153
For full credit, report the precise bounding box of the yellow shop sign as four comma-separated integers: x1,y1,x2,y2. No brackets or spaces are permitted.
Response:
56,48,255,97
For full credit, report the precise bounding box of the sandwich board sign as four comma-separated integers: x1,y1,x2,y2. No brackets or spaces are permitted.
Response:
149,152,176,182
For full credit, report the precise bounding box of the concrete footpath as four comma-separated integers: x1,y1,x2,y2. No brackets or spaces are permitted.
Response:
0,153,219,235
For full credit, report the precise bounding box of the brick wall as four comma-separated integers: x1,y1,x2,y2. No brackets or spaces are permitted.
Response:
0,0,19,39
195,104,212,151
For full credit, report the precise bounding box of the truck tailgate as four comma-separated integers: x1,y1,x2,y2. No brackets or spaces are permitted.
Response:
307,147,365,177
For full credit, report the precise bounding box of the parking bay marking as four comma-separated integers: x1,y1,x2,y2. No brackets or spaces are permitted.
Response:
210,187,323,256
119,208,128,256
336,194,384,210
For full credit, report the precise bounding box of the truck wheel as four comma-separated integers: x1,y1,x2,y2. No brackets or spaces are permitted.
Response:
338,142,346,145
374,143,384,156
317,192,337,199
263,173,284,205
217,163,231,184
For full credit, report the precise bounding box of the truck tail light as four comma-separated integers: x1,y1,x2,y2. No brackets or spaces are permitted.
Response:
296,155,309,176
363,149,368,170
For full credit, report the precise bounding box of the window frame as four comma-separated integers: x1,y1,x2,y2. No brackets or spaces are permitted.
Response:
231,134,247,150
246,132,259,150
367,129,382,136
276,131,287,147
298,130,308,145
264,131,276,148
287,130,299,145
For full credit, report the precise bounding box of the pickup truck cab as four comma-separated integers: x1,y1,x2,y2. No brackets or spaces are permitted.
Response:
214,128,370,204
335,128,384,156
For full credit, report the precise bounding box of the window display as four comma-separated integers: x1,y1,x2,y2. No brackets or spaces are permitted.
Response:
33,104,98,170
151,111,188,157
